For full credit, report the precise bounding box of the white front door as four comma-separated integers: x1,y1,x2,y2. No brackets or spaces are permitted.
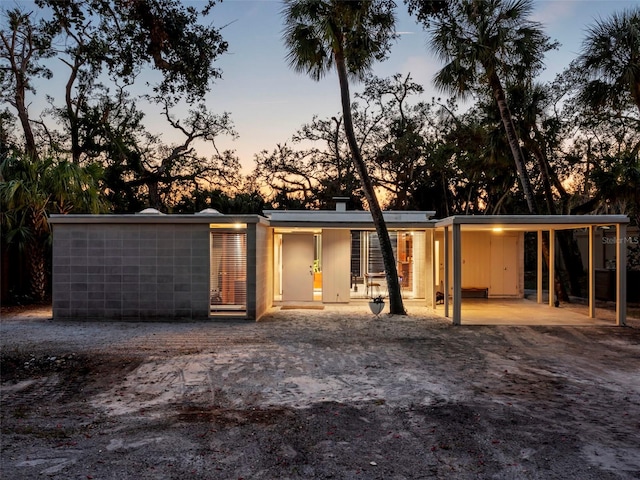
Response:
282,233,315,302
490,234,519,296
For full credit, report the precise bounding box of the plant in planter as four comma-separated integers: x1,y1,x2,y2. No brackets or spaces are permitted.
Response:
368,295,385,315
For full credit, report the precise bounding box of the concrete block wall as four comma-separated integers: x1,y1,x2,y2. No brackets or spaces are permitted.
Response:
53,223,210,320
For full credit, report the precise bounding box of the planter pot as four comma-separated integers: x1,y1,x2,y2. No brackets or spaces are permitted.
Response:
369,301,385,315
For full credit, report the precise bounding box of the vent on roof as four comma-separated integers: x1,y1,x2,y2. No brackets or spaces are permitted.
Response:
333,196,349,212
137,208,164,215
196,208,223,215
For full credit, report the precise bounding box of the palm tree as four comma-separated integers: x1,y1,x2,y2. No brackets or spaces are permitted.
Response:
427,0,557,215
0,155,106,300
577,7,640,115
282,0,406,314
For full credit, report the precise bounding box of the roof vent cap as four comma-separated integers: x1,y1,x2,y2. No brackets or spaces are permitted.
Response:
137,208,164,215
196,208,223,215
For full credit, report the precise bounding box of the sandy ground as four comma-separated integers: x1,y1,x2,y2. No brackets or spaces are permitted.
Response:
1,304,640,479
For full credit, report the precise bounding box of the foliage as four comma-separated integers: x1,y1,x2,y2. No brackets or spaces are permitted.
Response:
551,41,640,226
172,189,273,215
575,7,640,115
425,0,557,215
34,0,228,103
404,0,449,24
253,115,365,209
282,0,397,82
427,0,557,99
98,98,241,212
0,154,107,299
0,1,233,212
370,294,385,304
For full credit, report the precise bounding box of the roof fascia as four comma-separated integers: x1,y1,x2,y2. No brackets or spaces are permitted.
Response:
48,214,268,226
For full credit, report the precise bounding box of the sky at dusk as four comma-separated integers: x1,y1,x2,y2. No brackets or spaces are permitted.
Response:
200,0,639,171
9,0,640,172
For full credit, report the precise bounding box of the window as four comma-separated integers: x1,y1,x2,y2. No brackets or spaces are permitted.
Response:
210,231,246,313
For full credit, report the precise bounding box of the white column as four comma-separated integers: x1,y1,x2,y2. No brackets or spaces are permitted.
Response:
537,230,543,304
409,230,427,303
427,230,435,308
452,224,462,326
616,223,627,326
588,226,595,318
549,229,555,307
444,226,449,318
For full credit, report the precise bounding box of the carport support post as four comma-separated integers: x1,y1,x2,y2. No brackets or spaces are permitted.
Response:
452,223,462,325
548,229,555,307
444,226,449,318
588,226,595,318
616,223,627,326
429,229,436,309
537,230,543,304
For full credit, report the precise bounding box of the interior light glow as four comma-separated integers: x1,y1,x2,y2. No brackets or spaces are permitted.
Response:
492,227,504,233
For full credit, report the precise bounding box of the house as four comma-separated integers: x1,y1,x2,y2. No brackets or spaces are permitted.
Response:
48,201,629,325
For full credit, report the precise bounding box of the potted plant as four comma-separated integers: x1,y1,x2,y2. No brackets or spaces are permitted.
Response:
369,295,385,315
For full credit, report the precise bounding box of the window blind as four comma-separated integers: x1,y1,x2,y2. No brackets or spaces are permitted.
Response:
210,232,247,310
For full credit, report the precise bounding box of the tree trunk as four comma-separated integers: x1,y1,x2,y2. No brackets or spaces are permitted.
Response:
27,237,47,301
525,136,583,299
335,52,405,315
487,70,538,214
147,178,162,210
65,58,82,164
14,72,38,160
485,70,579,303
632,77,640,116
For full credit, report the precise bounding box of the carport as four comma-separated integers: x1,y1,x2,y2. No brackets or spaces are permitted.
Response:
435,215,630,326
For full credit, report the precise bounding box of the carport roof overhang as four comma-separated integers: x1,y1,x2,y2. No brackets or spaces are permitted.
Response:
434,214,629,231
435,214,630,327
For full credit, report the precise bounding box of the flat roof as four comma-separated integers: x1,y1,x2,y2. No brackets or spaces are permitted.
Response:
434,215,630,231
48,213,269,225
263,210,437,229
48,213,630,231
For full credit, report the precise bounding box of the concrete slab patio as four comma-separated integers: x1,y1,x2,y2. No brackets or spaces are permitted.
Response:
433,298,622,326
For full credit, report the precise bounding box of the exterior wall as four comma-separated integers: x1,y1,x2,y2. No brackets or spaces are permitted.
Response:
52,223,210,320
440,230,524,298
322,229,351,303
253,222,272,320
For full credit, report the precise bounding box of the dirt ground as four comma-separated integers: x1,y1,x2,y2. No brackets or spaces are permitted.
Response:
1,304,640,479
